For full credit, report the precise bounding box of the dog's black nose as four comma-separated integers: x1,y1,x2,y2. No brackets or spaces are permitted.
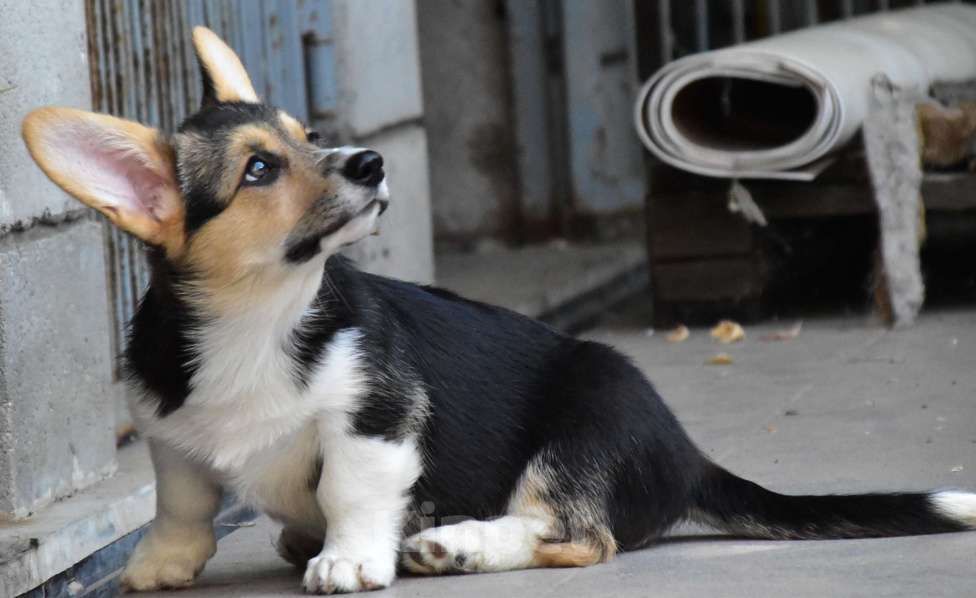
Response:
343,150,384,186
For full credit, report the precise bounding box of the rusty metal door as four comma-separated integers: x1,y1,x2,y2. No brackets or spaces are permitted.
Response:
85,0,337,434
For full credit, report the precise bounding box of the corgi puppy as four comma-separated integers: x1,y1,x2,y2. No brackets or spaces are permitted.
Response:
21,27,976,595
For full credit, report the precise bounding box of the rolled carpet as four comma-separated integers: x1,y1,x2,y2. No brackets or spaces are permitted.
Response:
634,3,976,180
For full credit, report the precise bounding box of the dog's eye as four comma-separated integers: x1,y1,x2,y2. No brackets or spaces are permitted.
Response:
243,156,275,185
306,130,321,143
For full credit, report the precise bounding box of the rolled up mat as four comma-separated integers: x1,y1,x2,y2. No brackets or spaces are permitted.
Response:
634,3,976,180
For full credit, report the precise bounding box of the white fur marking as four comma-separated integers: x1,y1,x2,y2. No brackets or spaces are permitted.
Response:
402,516,551,574
304,433,422,593
320,201,381,255
931,491,976,526
130,257,373,531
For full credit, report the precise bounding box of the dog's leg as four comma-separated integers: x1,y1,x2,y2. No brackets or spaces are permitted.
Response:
401,460,615,575
302,427,421,594
277,526,324,569
121,440,221,592
401,515,607,574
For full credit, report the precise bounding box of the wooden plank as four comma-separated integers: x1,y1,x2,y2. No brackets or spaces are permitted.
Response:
922,173,976,211
751,183,875,218
650,192,754,259
652,256,767,302
736,173,976,220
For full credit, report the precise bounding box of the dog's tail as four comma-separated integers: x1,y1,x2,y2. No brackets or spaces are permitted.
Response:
692,463,976,539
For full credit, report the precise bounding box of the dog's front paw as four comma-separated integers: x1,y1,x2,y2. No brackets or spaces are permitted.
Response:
302,552,395,594
120,527,216,592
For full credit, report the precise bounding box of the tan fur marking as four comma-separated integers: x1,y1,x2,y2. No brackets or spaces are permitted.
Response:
279,111,308,143
178,124,331,314
507,461,559,521
508,459,618,568
219,125,288,198
531,542,606,568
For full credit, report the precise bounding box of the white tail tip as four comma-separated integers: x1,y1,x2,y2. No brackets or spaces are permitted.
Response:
931,491,976,527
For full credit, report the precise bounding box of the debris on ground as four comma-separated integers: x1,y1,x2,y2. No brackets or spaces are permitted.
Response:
706,353,734,366
951,465,965,472
761,321,803,342
710,320,745,344
665,325,690,343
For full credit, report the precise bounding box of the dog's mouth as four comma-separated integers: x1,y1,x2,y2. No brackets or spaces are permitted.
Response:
362,197,389,217
283,196,388,264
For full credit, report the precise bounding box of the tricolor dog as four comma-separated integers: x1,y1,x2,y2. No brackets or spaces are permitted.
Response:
21,27,976,595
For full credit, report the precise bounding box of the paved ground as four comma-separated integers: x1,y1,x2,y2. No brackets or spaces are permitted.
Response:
142,307,976,597
436,239,645,320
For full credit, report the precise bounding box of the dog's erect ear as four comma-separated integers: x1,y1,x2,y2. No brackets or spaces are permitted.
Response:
193,26,258,106
22,107,184,252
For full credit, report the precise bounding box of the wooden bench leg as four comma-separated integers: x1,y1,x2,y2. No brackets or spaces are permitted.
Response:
863,74,926,327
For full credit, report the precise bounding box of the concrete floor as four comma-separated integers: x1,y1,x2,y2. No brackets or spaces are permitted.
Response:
436,239,645,319
141,307,976,597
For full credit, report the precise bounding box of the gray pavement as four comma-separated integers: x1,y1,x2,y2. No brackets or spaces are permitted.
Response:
141,308,976,597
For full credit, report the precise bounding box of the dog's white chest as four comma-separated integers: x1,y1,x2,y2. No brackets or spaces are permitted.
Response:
132,323,367,520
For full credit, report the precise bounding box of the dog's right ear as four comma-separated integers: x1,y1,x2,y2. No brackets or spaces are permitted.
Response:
22,107,185,254
193,26,258,106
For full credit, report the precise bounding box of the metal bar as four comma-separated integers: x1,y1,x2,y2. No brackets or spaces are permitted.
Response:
268,1,309,121
768,0,782,34
143,0,161,128
841,0,855,18
694,0,708,51
731,0,746,43
106,0,121,115
132,0,143,121
182,0,203,108
658,0,673,64
237,1,266,100
303,0,339,124
804,0,819,25
161,0,179,130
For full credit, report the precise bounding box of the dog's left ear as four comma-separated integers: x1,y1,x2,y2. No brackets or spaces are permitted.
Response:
22,107,185,254
193,26,258,106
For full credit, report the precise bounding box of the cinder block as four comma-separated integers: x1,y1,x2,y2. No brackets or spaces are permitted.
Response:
344,124,435,284
0,219,117,519
331,0,424,138
416,0,519,239
0,0,91,228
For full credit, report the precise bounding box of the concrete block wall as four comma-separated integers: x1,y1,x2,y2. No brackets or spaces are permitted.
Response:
331,0,435,284
0,221,117,520
0,0,117,519
416,0,520,244
0,1,91,228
